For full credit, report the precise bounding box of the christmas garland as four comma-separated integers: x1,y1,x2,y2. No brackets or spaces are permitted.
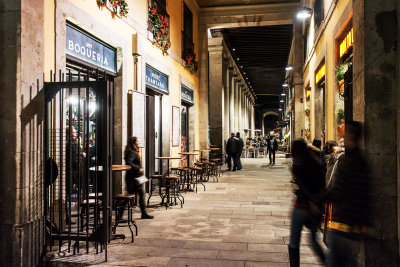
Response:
182,46,199,74
97,0,128,18
149,8,171,55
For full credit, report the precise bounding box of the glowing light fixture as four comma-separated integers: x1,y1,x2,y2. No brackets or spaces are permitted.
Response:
280,100,284,103
285,66,293,71
232,48,236,51
297,7,312,19
281,93,286,96
282,83,289,87
237,58,240,60
279,108,282,111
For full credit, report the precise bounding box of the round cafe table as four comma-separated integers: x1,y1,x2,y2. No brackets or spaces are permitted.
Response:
155,156,181,175
178,152,198,167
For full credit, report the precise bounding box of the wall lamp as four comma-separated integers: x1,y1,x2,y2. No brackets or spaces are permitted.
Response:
282,83,289,87
297,7,312,19
285,66,293,71
281,93,286,96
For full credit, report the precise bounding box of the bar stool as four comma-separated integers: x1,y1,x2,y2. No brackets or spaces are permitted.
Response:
189,166,205,193
113,194,138,243
147,175,164,206
163,175,183,208
79,199,102,231
210,158,223,178
170,167,189,194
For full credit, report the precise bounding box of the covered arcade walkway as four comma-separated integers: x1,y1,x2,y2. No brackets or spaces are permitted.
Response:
47,154,323,266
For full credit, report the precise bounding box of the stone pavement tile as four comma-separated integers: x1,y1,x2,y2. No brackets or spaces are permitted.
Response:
166,257,244,267
245,261,289,267
106,245,154,255
90,257,170,266
209,209,233,215
183,240,247,251
248,243,287,253
131,238,186,248
147,247,219,259
222,235,284,244
217,250,287,262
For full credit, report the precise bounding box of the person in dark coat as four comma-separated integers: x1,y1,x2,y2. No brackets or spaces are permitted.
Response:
226,132,239,171
268,135,278,164
236,132,244,170
122,136,153,219
65,126,86,224
325,121,372,266
289,139,326,267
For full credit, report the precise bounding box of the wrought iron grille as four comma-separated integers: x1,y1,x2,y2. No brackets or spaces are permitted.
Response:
44,69,113,260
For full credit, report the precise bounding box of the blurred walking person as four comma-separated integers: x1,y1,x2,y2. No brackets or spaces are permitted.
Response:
122,136,153,219
325,121,372,266
236,132,244,170
226,132,240,171
288,139,326,266
267,134,278,165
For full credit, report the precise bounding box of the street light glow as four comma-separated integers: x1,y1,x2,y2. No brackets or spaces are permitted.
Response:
297,7,312,19
285,66,293,71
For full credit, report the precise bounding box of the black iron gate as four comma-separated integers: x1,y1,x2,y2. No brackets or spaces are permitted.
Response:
44,70,113,260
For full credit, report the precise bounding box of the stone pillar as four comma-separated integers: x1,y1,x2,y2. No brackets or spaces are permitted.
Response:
224,67,232,143
198,24,209,148
238,86,242,133
234,82,240,132
250,104,255,138
293,20,304,140
353,0,399,265
229,74,235,134
208,37,224,148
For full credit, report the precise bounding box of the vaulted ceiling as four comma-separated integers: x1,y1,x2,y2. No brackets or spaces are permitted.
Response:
196,0,299,8
221,24,293,109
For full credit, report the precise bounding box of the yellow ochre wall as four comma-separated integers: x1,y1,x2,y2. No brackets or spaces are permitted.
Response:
43,0,201,176
303,0,352,143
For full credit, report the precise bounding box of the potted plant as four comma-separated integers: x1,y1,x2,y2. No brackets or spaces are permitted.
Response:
304,128,311,138
304,108,310,116
182,46,199,74
335,62,352,83
149,8,171,55
97,0,129,18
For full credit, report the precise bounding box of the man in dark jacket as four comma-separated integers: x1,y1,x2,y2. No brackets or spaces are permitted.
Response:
325,121,372,266
226,132,239,171
268,135,278,165
236,132,244,170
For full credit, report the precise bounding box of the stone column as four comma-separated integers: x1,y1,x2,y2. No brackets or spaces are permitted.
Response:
229,74,236,134
238,86,242,134
234,81,240,132
250,104,255,138
224,67,232,143
198,24,209,148
353,0,399,265
208,37,224,148
293,20,304,140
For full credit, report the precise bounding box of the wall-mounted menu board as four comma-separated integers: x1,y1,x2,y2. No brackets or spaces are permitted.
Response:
132,91,145,147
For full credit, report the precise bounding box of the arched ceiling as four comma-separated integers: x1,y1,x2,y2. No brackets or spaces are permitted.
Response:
196,0,299,8
221,24,293,109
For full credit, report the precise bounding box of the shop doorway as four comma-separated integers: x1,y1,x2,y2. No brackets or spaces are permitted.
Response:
44,67,114,259
181,104,190,165
315,80,326,146
146,91,162,176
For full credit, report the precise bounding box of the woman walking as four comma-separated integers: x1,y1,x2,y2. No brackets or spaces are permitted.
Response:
288,139,326,266
122,136,153,220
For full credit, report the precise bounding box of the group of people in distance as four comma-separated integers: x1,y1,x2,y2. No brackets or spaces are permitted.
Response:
289,121,372,267
225,132,244,171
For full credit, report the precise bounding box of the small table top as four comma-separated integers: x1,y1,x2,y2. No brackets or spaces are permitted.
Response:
89,165,131,171
156,156,181,160
112,165,131,171
208,148,220,150
179,152,198,155
201,149,211,152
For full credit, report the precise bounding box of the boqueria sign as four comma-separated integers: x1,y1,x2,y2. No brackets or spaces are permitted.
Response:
145,65,169,94
181,84,194,104
66,23,117,73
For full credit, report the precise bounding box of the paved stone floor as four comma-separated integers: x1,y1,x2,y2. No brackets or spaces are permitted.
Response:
47,154,325,266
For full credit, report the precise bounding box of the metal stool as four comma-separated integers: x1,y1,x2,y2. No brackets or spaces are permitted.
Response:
113,194,138,242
